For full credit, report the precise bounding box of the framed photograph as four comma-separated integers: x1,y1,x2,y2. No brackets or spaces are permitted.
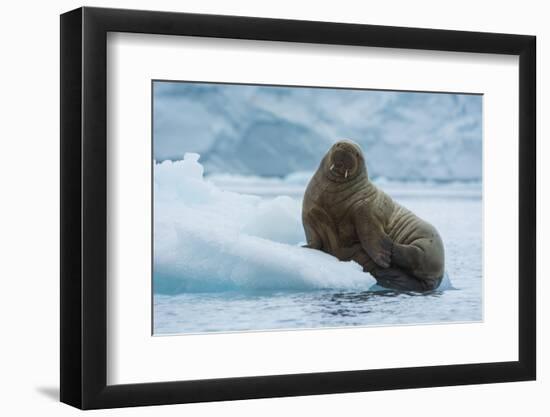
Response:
60,6,536,409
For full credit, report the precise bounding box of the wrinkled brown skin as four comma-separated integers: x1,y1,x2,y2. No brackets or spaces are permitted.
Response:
302,140,445,292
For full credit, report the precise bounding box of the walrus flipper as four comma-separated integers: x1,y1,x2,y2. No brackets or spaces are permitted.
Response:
373,267,438,292
302,219,322,249
302,205,340,253
353,206,393,268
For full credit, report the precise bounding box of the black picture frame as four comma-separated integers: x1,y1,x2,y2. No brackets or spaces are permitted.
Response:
60,6,536,410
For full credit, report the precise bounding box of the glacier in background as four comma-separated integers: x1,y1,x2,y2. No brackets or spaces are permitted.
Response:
153,82,482,181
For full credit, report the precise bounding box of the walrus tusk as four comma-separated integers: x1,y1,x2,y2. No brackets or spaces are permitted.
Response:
345,169,348,179
330,164,334,171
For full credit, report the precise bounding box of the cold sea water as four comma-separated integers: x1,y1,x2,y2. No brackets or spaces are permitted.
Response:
153,161,482,335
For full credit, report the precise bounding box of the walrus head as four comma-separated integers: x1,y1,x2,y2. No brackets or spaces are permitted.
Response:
323,139,367,182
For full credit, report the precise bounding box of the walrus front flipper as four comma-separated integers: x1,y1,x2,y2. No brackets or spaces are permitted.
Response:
302,205,340,254
372,267,438,292
302,222,322,249
353,206,393,268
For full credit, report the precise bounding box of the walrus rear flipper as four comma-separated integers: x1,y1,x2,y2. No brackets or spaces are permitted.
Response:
373,267,439,292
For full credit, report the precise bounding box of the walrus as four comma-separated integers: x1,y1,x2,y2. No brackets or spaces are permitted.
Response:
302,139,445,292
